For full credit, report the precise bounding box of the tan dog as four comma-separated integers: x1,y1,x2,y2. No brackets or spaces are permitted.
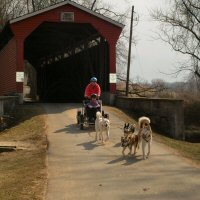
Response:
121,123,139,156
138,117,152,160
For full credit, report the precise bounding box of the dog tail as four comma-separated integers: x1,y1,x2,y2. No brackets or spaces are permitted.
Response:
138,116,150,128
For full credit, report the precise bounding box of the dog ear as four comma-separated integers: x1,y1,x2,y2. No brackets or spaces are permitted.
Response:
131,124,135,132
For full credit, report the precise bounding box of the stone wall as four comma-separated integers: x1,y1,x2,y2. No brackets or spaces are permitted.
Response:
0,96,18,117
115,96,184,140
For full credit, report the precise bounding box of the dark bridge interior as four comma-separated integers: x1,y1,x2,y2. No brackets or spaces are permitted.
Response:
24,22,109,102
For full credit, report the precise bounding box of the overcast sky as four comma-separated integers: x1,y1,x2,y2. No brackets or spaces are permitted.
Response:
104,0,187,83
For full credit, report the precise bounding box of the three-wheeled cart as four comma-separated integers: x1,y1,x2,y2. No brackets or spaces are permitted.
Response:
76,100,109,130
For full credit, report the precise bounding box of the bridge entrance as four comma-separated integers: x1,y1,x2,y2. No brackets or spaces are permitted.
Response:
24,22,109,102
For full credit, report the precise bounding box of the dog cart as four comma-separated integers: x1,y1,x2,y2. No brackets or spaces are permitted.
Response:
76,100,109,130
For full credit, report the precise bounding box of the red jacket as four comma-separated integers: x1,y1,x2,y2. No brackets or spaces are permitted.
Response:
85,82,101,98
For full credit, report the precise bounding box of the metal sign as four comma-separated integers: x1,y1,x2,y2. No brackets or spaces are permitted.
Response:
60,12,74,22
109,73,117,83
16,72,24,82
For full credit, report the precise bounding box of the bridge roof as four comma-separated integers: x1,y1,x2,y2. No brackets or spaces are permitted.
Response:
9,0,124,28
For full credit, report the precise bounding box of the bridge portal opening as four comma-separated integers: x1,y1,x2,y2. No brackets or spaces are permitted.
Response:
24,21,110,102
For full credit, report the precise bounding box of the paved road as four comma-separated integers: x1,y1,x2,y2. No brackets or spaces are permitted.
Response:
44,103,200,200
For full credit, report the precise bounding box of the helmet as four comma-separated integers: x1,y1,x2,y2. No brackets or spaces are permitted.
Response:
90,77,97,82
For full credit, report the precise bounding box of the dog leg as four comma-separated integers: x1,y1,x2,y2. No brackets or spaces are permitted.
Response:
122,147,126,156
128,145,132,156
100,130,104,143
95,131,98,141
142,140,146,160
146,141,151,159
133,144,137,155
95,122,98,141
105,130,109,141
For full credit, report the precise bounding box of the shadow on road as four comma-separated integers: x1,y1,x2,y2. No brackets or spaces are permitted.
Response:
113,142,121,147
77,140,100,150
54,123,95,134
107,155,141,165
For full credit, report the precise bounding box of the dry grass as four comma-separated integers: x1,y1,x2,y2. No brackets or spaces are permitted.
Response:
0,104,47,200
154,132,200,166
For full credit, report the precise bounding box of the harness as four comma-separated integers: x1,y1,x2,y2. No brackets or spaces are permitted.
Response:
122,123,136,147
121,134,134,147
141,128,151,142
121,136,128,147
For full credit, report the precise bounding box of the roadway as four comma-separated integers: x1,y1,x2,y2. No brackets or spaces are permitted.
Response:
43,103,200,200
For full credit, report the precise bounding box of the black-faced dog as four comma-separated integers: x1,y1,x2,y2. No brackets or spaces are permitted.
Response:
123,123,135,136
121,123,139,156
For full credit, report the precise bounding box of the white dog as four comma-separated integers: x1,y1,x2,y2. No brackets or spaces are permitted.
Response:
95,111,110,143
138,116,152,160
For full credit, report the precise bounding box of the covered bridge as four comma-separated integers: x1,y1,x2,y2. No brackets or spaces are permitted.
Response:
0,0,124,103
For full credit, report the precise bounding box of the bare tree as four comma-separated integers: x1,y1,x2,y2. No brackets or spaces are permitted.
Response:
151,0,200,81
0,0,27,30
117,75,168,97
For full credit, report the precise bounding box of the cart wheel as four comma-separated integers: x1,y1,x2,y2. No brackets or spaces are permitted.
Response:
80,114,84,130
77,110,81,124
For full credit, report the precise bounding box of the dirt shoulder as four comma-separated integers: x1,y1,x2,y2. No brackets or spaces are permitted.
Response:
0,104,47,200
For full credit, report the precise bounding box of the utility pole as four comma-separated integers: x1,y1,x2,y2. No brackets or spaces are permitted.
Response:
126,5,134,96
91,0,97,10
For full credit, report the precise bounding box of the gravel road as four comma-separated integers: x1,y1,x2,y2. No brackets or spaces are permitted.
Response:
43,103,200,200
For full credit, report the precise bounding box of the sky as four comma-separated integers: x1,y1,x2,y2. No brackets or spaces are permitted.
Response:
104,0,188,83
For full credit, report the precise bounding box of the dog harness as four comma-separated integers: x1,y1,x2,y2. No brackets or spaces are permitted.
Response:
121,135,134,148
141,128,151,142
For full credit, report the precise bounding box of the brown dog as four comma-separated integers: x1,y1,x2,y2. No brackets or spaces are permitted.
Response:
121,123,139,156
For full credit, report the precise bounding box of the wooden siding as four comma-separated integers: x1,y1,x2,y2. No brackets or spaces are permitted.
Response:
0,38,17,95
0,3,122,95
9,4,122,94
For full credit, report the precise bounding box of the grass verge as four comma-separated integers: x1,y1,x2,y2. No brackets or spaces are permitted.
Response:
0,104,47,200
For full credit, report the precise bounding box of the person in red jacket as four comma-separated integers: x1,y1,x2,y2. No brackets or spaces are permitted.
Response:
84,77,101,99
84,77,101,122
